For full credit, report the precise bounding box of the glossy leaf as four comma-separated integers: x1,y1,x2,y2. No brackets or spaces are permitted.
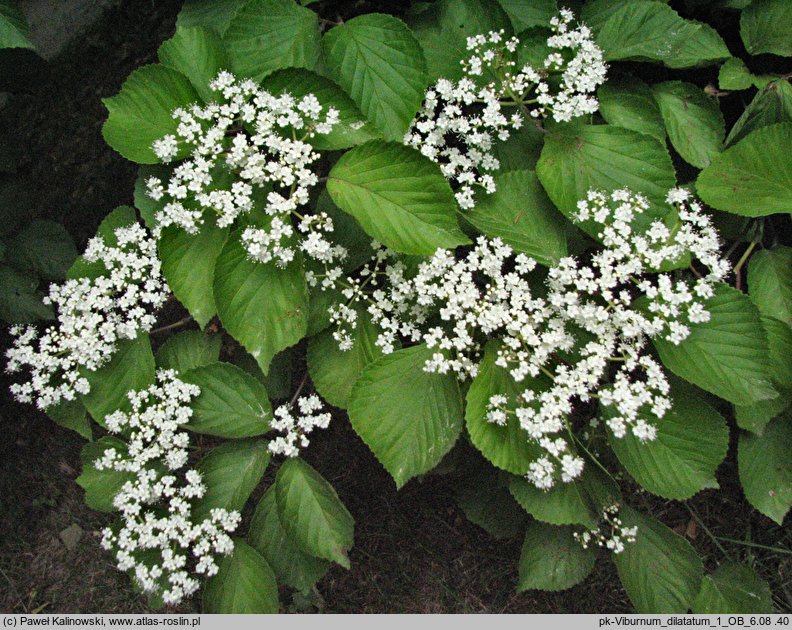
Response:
322,13,427,140
327,141,470,255
182,362,272,438
203,540,279,613
518,522,596,592
348,344,464,488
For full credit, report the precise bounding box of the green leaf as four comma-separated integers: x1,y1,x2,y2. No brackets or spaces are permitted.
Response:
193,439,270,520
497,0,557,30
653,284,777,406
261,68,379,151
176,0,248,36
314,189,374,272
0,265,52,322
735,390,790,435
652,81,725,169
613,506,704,613
725,79,792,147
0,0,34,49
275,457,354,568
597,76,666,141
738,416,792,525
9,220,77,280
518,522,596,592
748,246,792,325
465,341,544,475
159,222,228,329
456,468,526,539
491,124,545,172
214,229,308,375
224,0,320,82
408,0,512,83
763,316,792,387
719,57,773,91
102,64,200,164
592,1,730,68
157,26,228,102
327,141,470,255
693,563,774,613
203,540,279,613
464,170,567,266
155,330,222,373
67,206,138,282
741,0,792,57
307,309,384,409
509,473,598,528
249,486,331,592
348,344,464,488
76,437,134,512
81,334,156,425
134,165,169,230
606,393,728,500
47,399,92,440
536,124,676,239
697,122,792,216
322,13,428,140
182,362,272,438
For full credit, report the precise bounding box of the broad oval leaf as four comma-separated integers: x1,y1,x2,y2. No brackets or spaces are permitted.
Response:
176,0,248,36
518,522,597,592
456,467,526,539
693,563,774,614
275,457,354,568
47,399,92,440
322,13,427,140
725,79,792,147
214,229,308,375
652,81,725,169
697,122,792,217
157,25,228,101
348,344,464,488
509,474,598,528
249,486,331,592
613,506,704,613
224,0,320,82
652,284,777,407
327,141,470,255
81,333,156,425
307,308,384,409
9,220,77,281
182,362,272,438
590,0,729,68
465,341,544,475
159,222,228,329
597,76,666,142
464,170,567,266
102,64,199,164
193,439,270,520
408,0,512,83
606,393,729,500
155,330,222,374
76,437,134,512
203,540,279,613
748,246,792,325
0,265,52,322
0,1,34,49
738,416,792,525
536,124,676,239
261,68,379,151
497,0,558,30
740,0,792,58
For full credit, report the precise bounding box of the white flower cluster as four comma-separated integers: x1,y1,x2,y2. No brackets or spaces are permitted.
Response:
573,503,638,554
362,188,726,489
96,370,240,606
6,224,168,410
147,71,347,272
268,394,332,458
404,10,606,210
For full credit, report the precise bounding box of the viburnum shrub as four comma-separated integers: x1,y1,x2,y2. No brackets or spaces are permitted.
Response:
7,0,792,614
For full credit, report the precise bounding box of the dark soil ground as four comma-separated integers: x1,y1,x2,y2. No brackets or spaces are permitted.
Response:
1,0,790,615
